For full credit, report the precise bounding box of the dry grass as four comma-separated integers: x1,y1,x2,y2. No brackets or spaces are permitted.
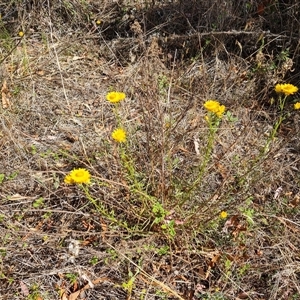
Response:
1,0,300,299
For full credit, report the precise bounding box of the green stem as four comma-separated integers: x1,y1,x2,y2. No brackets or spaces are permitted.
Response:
262,115,284,155
81,184,129,230
193,122,217,188
112,104,122,127
262,94,287,155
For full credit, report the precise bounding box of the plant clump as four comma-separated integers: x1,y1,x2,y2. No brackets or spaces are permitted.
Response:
1,1,300,299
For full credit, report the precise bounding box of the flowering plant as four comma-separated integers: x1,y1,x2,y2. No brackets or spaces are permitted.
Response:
294,102,300,110
275,83,298,96
106,92,126,103
204,100,226,117
64,168,91,184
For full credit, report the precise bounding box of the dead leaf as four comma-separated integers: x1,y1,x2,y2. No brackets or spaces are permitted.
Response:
210,252,221,267
194,136,200,155
72,56,85,61
72,281,78,292
100,219,108,241
82,220,94,231
60,292,68,300
237,291,250,299
273,186,283,199
81,236,97,246
68,239,80,263
177,146,189,153
9,194,31,201
232,224,247,238
216,163,228,179
20,281,29,296
1,80,11,109
60,277,111,300
255,249,263,256
198,267,206,279
222,215,240,233
68,290,81,300
35,70,45,76
289,194,300,208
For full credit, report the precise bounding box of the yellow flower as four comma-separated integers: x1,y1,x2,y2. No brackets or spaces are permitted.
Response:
112,128,126,143
204,100,226,117
106,91,126,103
204,100,220,112
294,102,300,110
18,31,24,37
64,168,91,184
220,211,228,219
96,19,101,25
275,83,298,96
216,104,226,117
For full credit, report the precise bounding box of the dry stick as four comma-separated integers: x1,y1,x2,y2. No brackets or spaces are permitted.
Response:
198,142,291,224
160,49,177,204
46,0,71,111
105,241,186,300
162,30,292,65
98,31,124,66
0,38,22,65
217,268,256,300
163,30,294,40
183,124,279,225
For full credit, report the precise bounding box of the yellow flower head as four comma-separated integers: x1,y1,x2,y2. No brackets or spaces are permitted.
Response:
275,83,298,96
64,168,91,185
18,31,24,37
106,91,126,103
294,102,300,110
112,128,126,143
216,104,226,117
220,211,228,219
204,100,226,117
96,19,101,25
